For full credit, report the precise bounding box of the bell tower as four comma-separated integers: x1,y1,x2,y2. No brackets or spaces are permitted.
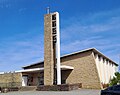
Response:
44,10,61,85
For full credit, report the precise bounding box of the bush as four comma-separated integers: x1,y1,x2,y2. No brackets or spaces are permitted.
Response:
109,72,120,86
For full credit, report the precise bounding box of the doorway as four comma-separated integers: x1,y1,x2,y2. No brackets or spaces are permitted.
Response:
22,75,28,86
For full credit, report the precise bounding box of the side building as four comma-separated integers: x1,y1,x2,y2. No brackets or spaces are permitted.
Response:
12,48,118,89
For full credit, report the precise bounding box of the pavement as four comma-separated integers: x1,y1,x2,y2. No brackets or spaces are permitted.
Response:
0,89,100,95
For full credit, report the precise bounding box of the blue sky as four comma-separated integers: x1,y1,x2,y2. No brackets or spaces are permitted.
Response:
0,0,120,72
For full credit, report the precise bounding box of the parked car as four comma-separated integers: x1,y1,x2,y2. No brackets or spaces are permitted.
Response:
101,85,120,95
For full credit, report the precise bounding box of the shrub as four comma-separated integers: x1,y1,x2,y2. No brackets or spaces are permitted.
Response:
109,72,120,86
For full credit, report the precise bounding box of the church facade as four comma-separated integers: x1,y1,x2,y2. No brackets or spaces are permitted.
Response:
17,48,118,89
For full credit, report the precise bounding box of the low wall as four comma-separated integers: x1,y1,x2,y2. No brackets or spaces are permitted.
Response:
37,83,82,91
1,87,19,93
0,82,21,87
0,72,22,87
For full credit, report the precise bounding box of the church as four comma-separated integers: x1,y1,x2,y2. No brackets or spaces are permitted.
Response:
16,12,118,89
0,12,118,89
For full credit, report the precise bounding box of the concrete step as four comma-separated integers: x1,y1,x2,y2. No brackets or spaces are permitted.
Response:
19,86,37,91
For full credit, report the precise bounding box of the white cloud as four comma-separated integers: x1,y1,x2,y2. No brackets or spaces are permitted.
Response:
0,33,44,72
18,8,27,14
0,0,11,9
60,9,120,64
0,7,120,72
61,36,120,63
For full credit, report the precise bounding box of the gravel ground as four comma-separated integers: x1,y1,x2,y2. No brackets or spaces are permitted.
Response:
0,89,100,95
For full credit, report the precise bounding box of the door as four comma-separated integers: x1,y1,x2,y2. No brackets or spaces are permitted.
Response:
22,75,28,86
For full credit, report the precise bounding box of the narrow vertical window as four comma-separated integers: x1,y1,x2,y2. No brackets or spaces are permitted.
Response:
52,14,56,20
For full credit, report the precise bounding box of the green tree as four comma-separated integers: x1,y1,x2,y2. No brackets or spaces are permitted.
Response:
109,72,120,86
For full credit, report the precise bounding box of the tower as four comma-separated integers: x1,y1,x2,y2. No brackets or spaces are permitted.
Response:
44,12,61,85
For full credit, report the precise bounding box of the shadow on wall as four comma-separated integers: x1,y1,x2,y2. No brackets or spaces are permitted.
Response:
61,70,72,84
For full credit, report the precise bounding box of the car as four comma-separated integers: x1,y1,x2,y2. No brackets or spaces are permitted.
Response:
101,85,120,95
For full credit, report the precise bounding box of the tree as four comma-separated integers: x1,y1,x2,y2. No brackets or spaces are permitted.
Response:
109,72,120,86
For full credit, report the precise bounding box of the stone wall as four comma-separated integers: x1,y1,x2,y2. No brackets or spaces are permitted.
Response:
21,50,102,89
37,83,82,91
44,13,54,85
0,72,22,87
61,51,102,89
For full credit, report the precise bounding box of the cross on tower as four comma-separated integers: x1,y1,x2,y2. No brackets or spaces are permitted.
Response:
46,7,50,14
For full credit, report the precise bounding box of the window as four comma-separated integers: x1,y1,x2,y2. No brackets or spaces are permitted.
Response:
112,63,113,67
98,56,101,61
53,35,57,43
94,53,97,59
106,60,108,65
52,21,56,27
103,58,105,63
38,77,44,85
52,14,56,20
52,28,56,34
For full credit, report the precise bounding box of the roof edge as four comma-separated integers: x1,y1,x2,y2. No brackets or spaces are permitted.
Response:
23,48,118,68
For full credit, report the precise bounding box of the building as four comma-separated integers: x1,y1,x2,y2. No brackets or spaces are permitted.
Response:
15,48,118,89
0,12,118,89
